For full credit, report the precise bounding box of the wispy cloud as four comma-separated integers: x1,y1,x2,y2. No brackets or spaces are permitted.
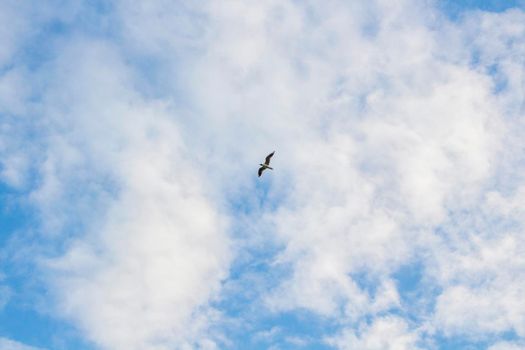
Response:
1,1,525,349
0,338,43,350
326,316,422,350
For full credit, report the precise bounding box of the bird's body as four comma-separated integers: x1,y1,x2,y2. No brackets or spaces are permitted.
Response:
258,151,275,177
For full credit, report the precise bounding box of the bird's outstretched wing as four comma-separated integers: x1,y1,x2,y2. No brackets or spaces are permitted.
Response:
258,167,265,177
265,151,275,165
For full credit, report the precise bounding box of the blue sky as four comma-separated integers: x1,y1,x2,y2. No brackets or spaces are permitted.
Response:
1,1,525,349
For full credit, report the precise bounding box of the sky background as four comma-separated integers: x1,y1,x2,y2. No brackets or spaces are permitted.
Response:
1,0,525,349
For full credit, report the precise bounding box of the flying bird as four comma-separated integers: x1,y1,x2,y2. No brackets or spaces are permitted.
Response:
258,151,275,177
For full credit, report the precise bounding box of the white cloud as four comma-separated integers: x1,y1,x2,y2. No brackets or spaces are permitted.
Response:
326,316,421,350
424,9,525,341
431,188,525,338
0,285,11,310
0,68,30,117
489,341,525,350
0,338,43,350
26,40,232,349
100,0,525,347
0,2,30,68
184,2,524,348
2,0,525,349
221,0,504,325
0,152,29,189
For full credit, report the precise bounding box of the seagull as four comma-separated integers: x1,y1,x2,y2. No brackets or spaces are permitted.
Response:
258,151,275,177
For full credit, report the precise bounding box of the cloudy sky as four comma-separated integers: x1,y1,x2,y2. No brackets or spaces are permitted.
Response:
1,0,525,349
